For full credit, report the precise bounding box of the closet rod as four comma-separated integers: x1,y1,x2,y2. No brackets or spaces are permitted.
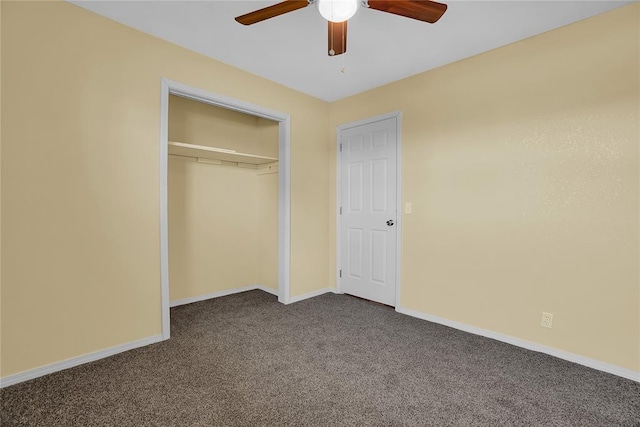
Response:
168,153,262,169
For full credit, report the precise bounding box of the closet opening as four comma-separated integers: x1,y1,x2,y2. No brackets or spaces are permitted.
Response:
159,79,291,339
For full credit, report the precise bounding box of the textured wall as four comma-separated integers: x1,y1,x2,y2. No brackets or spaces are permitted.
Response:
169,95,278,158
1,1,329,377
256,171,280,292
168,96,279,301
1,0,637,381
329,4,639,372
168,158,259,301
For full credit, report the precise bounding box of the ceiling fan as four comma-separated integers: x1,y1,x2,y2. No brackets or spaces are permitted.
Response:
235,0,447,56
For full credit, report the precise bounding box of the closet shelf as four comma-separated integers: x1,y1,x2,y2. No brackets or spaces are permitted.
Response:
168,141,278,165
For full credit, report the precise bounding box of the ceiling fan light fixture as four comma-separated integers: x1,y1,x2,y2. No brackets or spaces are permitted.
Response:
317,0,358,23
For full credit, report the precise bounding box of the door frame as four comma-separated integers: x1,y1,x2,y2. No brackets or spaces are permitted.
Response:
335,111,403,306
159,78,291,340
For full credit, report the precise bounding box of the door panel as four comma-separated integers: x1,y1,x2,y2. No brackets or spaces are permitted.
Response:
340,117,397,306
347,228,363,279
371,159,388,212
370,229,387,284
348,162,363,212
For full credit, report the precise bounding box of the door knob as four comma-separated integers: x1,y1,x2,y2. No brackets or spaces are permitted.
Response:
386,220,395,226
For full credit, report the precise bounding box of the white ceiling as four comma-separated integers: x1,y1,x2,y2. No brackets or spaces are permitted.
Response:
70,0,633,102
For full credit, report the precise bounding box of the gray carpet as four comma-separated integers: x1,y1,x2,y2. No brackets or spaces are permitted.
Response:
1,290,638,426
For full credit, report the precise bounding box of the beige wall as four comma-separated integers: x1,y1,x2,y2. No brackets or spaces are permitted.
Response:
1,0,637,380
1,1,329,377
0,0,3,370
169,94,279,157
169,158,257,301
330,4,639,372
168,96,278,301
257,171,279,292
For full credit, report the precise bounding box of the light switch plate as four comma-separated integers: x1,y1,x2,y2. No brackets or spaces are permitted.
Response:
405,202,412,214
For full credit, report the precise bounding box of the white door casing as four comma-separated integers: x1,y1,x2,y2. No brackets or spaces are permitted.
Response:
337,112,401,306
159,78,291,340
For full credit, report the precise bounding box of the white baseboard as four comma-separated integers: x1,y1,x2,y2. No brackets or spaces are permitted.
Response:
170,284,278,307
286,288,336,304
396,306,639,383
0,334,164,389
255,284,279,296
169,284,333,306
2,286,279,389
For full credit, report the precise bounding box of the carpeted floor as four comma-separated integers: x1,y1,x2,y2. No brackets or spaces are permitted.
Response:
1,290,638,426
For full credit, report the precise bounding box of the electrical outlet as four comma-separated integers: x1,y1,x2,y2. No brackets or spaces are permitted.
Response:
541,312,553,329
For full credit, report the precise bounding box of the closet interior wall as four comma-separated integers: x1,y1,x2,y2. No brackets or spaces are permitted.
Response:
168,95,279,303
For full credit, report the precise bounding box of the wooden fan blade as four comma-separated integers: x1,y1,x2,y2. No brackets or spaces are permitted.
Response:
328,21,347,56
367,0,447,23
235,0,309,25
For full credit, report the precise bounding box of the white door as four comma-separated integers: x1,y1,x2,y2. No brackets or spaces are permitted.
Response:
339,116,398,306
